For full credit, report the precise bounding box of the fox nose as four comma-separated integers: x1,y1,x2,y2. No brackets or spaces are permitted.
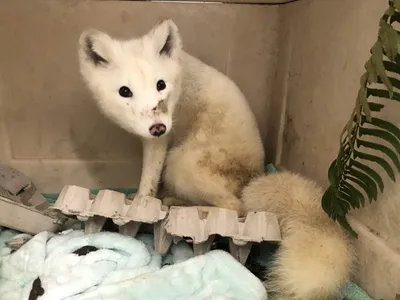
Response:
149,123,166,137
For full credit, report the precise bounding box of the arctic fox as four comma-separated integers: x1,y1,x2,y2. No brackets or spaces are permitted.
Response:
77,20,353,299
242,171,354,300
77,20,265,214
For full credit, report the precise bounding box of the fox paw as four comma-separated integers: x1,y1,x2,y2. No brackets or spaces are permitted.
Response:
162,196,190,207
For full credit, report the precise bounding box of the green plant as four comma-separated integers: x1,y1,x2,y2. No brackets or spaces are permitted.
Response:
322,0,400,237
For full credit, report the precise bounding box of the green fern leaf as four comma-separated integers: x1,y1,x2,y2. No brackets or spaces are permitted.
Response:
356,87,371,120
354,150,396,181
343,176,370,205
322,186,337,217
377,76,400,90
322,185,347,217
337,215,358,238
365,60,378,84
370,41,393,96
332,196,345,216
339,195,354,211
347,167,378,201
358,127,400,153
389,11,400,24
357,139,400,173
389,76,400,90
341,181,366,206
393,0,400,11
384,4,395,20
383,60,400,73
349,157,385,192
394,54,400,65
361,115,400,141
338,143,351,159
322,2,400,236
368,102,385,112
327,159,339,187
367,88,400,102
379,19,399,60
338,190,360,209
343,177,367,207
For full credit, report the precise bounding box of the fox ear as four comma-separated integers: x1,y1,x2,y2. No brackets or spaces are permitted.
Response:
78,29,113,67
150,20,182,58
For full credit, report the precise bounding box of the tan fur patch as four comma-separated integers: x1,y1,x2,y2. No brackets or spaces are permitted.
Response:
197,150,258,197
170,100,206,146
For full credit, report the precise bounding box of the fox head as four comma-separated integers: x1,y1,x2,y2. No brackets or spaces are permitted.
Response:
78,20,182,139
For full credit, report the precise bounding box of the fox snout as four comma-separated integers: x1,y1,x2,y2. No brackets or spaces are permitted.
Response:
149,123,167,137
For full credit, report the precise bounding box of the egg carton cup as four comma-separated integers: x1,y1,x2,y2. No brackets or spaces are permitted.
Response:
50,185,282,264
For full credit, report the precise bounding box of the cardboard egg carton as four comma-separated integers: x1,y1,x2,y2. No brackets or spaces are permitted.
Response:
51,185,282,264
50,185,168,236
163,206,281,263
0,164,68,234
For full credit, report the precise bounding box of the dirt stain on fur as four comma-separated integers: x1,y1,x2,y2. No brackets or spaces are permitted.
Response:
156,100,168,114
198,150,256,197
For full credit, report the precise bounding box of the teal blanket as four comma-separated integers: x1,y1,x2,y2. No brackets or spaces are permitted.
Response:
0,226,373,300
0,228,267,300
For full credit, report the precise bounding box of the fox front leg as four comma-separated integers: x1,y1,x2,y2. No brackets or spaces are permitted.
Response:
136,137,168,198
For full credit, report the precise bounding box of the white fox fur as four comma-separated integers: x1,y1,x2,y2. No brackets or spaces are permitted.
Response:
77,20,265,213
78,20,353,299
242,171,355,300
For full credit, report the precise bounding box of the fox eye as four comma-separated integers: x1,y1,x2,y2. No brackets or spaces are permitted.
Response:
119,86,133,98
156,80,166,91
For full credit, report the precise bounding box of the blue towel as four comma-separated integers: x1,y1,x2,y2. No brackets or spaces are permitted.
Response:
0,228,267,300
